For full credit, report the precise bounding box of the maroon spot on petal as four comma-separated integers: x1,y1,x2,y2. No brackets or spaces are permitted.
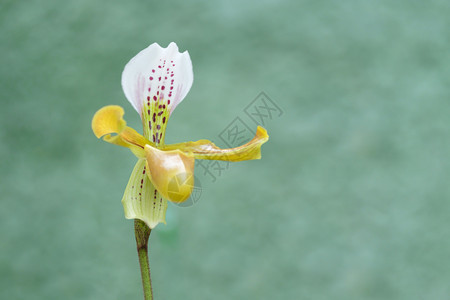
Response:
147,109,150,115
161,86,165,90
158,111,163,116
156,125,161,130
147,96,150,100
162,116,166,123
153,96,157,101
148,121,152,129
152,113,156,122
157,91,159,95
141,179,144,184
148,87,151,92
168,100,171,104
158,77,161,81
170,86,173,90
152,134,156,142
149,76,153,80
171,74,174,77
152,69,155,73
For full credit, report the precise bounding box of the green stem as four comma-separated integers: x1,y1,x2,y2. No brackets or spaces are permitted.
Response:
134,219,153,300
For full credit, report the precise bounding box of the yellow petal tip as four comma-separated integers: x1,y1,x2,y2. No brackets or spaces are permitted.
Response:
91,105,150,157
92,105,126,138
256,126,269,141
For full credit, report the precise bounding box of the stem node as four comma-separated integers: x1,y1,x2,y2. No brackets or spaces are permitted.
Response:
134,219,153,300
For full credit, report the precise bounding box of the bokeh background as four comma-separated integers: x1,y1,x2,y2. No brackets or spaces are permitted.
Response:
1,0,449,299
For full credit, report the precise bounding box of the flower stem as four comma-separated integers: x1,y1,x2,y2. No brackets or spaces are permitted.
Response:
134,219,153,300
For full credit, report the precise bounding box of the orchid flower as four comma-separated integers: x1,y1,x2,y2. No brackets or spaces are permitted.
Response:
92,43,269,229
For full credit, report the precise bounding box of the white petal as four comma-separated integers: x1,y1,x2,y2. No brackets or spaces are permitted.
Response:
121,159,168,229
121,42,193,117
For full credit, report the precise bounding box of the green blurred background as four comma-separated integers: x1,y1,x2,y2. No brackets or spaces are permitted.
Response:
1,0,449,299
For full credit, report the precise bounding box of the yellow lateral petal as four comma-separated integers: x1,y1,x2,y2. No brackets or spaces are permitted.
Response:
92,105,152,157
92,105,126,138
162,126,269,162
144,144,195,203
122,159,168,229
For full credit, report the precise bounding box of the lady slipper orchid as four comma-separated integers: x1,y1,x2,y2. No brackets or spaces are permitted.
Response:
92,42,269,229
